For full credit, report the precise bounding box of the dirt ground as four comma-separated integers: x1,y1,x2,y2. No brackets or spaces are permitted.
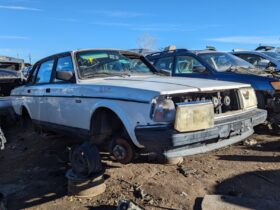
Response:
0,125,280,210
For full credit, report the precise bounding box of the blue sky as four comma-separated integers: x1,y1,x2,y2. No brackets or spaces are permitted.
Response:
0,0,279,63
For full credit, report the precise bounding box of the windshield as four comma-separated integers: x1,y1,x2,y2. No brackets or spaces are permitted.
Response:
76,50,153,79
199,53,254,72
263,52,280,61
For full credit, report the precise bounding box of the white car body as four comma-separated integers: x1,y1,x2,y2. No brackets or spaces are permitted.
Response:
11,49,267,158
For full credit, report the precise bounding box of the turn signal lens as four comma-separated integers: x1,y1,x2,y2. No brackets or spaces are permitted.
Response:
271,82,280,90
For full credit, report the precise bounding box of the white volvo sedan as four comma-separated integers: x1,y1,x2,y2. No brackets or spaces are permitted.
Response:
11,49,266,164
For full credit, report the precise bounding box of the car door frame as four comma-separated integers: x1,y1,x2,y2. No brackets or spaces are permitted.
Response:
44,52,78,127
23,56,56,122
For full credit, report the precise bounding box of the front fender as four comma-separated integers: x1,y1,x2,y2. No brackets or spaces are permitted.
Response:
90,100,148,148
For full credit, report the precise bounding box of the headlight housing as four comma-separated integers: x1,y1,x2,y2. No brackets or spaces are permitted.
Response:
238,87,257,109
174,101,214,132
151,97,176,122
271,81,280,90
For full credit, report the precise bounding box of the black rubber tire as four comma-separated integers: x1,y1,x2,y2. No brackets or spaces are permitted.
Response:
110,138,134,164
70,142,102,177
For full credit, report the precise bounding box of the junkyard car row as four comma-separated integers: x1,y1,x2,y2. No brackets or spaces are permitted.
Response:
9,48,267,165
0,45,279,166
147,47,280,133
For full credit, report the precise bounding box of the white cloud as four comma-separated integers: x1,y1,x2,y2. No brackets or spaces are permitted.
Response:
206,36,280,45
92,10,154,18
0,5,41,11
0,35,29,39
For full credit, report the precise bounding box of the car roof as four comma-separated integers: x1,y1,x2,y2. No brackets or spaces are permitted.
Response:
147,49,226,60
72,48,141,57
35,49,143,64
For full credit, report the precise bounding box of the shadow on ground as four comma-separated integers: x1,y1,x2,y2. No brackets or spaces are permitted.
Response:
0,126,82,210
208,169,280,210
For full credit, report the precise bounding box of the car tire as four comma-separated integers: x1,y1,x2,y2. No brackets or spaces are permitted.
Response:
110,137,134,164
70,142,102,177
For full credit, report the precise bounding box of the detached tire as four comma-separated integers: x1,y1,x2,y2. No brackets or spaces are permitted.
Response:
110,138,134,164
70,142,102,177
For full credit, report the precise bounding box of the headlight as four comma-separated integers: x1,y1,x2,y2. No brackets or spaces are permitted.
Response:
271,81,280,90
238,87,257,109
174,101,214,132
151,98,176,122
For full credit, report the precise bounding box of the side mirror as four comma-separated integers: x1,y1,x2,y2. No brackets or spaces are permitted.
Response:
56,71,73,81
193,66,207,73
157,69,172,76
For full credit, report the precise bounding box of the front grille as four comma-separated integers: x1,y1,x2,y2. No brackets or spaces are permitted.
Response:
170,89,241,115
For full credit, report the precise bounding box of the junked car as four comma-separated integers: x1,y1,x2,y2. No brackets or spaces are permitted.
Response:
11,49,266,165
232,47,280,75
0,56,25,150
146,47,280,133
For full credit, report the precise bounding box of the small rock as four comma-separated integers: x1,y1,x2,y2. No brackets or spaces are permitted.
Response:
117,199,144,210
178,166,197,177
243,138,257,146
180,191,188,197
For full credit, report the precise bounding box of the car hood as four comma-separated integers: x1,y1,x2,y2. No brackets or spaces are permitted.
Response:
80,75,250,95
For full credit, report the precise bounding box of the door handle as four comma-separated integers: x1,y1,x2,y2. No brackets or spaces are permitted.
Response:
46,88,51,93
27,89,31,93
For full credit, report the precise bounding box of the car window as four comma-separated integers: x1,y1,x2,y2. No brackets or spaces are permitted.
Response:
155,57,174,71
175,56,205,74
76,50,153,79
200,53,254,72
235,53,273,68
35,59,54,84
55,56,74,82
56,56,74,72
28,65,39,84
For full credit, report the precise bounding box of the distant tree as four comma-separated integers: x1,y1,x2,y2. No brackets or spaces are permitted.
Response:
137,33,157,50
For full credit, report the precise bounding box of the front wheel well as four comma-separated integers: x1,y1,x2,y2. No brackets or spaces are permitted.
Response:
90,107,129,144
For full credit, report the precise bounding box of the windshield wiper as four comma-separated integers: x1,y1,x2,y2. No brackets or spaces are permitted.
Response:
83,71,131,79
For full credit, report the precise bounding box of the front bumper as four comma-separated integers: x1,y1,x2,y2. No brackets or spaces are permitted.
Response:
135,109,267,158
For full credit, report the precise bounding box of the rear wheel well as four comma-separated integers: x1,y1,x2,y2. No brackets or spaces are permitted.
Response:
21,106,31,120
90,107,129,144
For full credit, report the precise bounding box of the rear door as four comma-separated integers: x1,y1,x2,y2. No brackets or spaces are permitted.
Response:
29,58,55,122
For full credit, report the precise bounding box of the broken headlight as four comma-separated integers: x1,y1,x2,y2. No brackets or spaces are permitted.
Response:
151,97,176,122
238,87,257,109
174,101,214,132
